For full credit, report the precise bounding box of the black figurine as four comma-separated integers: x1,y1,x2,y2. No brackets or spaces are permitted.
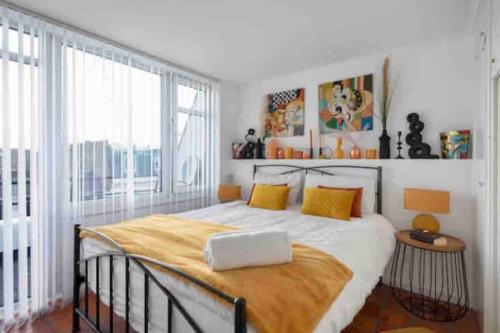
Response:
240,128,257,159
255,138,265,159
405,113,439,159
245,128,257,143
395,131,404,159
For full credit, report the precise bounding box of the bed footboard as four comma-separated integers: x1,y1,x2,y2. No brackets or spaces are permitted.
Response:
72,224,247,333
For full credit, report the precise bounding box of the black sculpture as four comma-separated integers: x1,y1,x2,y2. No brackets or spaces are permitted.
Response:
240,128,257,159
405,113,439,159
255,138,265,159
396,131,404,159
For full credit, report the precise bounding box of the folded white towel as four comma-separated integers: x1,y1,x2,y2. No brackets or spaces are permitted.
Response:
204,230,293,271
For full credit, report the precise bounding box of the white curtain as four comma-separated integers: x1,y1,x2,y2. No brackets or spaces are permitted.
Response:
0,8,41,328
0,4,220,330
172,74,220,212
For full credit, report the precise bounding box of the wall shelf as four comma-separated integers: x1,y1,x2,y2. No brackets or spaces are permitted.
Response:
229,159,473,164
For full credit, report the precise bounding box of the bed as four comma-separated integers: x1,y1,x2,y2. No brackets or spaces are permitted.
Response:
72,164,396,333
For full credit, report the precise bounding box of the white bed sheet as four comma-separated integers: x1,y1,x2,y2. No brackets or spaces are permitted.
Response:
82,201,395,333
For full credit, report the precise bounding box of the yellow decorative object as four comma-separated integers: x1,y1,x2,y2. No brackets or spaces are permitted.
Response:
412,213,440,233
81,215,353,333
365,148,377,159
248,184,290,210
218,184,241,202
334,137,344,159
301,187,355,221
404,187,450,232
285,147,294,159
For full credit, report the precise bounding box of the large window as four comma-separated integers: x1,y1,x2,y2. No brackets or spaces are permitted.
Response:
66,47,162,201
0,7,219,323
175,82,208,191
1,30,218,214
0,26,38,220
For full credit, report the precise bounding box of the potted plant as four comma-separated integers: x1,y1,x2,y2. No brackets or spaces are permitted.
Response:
379,56,398,159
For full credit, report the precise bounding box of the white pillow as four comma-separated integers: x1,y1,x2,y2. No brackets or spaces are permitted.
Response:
304,173,377,214
254,171,302,205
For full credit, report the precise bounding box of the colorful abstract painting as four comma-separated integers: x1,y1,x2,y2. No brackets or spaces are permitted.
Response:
262,88,305,138
318,74,373,133
440,129,470,159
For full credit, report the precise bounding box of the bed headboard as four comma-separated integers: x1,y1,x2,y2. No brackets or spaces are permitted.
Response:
253,164,383,214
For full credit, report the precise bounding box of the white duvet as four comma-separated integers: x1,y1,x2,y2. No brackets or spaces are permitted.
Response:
82,201,396,333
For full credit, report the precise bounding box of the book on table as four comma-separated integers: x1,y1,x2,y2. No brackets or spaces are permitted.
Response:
409,230,447,246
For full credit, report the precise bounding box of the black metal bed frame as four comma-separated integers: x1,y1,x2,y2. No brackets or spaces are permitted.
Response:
71,226,246,333
72,163,383,333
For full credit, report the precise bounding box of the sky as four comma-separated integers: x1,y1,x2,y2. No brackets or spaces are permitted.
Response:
1,33,199,149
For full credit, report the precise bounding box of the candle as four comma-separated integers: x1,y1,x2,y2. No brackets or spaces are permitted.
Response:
267,140,278,159
318,131,323,157
365,149,377,159
309,129,313,159
294,151,304,159
277,148,285,159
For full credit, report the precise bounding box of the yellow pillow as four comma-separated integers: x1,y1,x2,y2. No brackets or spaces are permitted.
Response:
248,184,290,210
301,187,356,221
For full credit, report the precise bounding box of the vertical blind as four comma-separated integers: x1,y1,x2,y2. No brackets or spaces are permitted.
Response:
0,5,220,330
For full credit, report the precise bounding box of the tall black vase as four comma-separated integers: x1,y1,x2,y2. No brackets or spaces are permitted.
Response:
379,129,391,159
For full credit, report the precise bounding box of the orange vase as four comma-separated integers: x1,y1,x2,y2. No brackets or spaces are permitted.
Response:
334,137,344,159
350,146,361,159
267,139,279,159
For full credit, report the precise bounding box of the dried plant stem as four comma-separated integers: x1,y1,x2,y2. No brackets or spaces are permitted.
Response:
381,56,398,131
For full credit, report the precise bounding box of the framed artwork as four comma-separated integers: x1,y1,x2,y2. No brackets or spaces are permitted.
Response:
440,129,470,159
262,88,305,138
318,74,374,133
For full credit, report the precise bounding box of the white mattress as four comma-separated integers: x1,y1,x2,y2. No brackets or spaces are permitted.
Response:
82,201,395,333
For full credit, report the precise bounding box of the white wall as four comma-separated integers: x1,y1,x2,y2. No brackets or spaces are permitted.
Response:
470,0,490,330
231,35,476,159
471,0,500,332
221,35,481,306
220,82,242,182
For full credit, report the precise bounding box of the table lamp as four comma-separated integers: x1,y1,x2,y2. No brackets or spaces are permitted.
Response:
404,188,450,233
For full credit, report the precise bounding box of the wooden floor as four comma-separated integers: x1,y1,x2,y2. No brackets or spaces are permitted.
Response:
342,285,479,333
9,285,479,333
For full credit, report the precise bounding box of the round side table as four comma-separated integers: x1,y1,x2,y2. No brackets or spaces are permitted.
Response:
389,230,469,322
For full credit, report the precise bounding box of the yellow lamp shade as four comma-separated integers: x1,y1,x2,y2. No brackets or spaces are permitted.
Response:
404,188,450,214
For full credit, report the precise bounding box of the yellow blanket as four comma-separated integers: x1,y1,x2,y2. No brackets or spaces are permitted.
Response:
81,214,353,333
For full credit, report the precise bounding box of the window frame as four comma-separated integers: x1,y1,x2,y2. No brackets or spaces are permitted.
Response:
2,31,214,219
59,39,176,214
172,78,210,195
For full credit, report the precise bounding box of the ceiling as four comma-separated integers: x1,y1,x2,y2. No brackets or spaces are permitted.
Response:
7,0,472,83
